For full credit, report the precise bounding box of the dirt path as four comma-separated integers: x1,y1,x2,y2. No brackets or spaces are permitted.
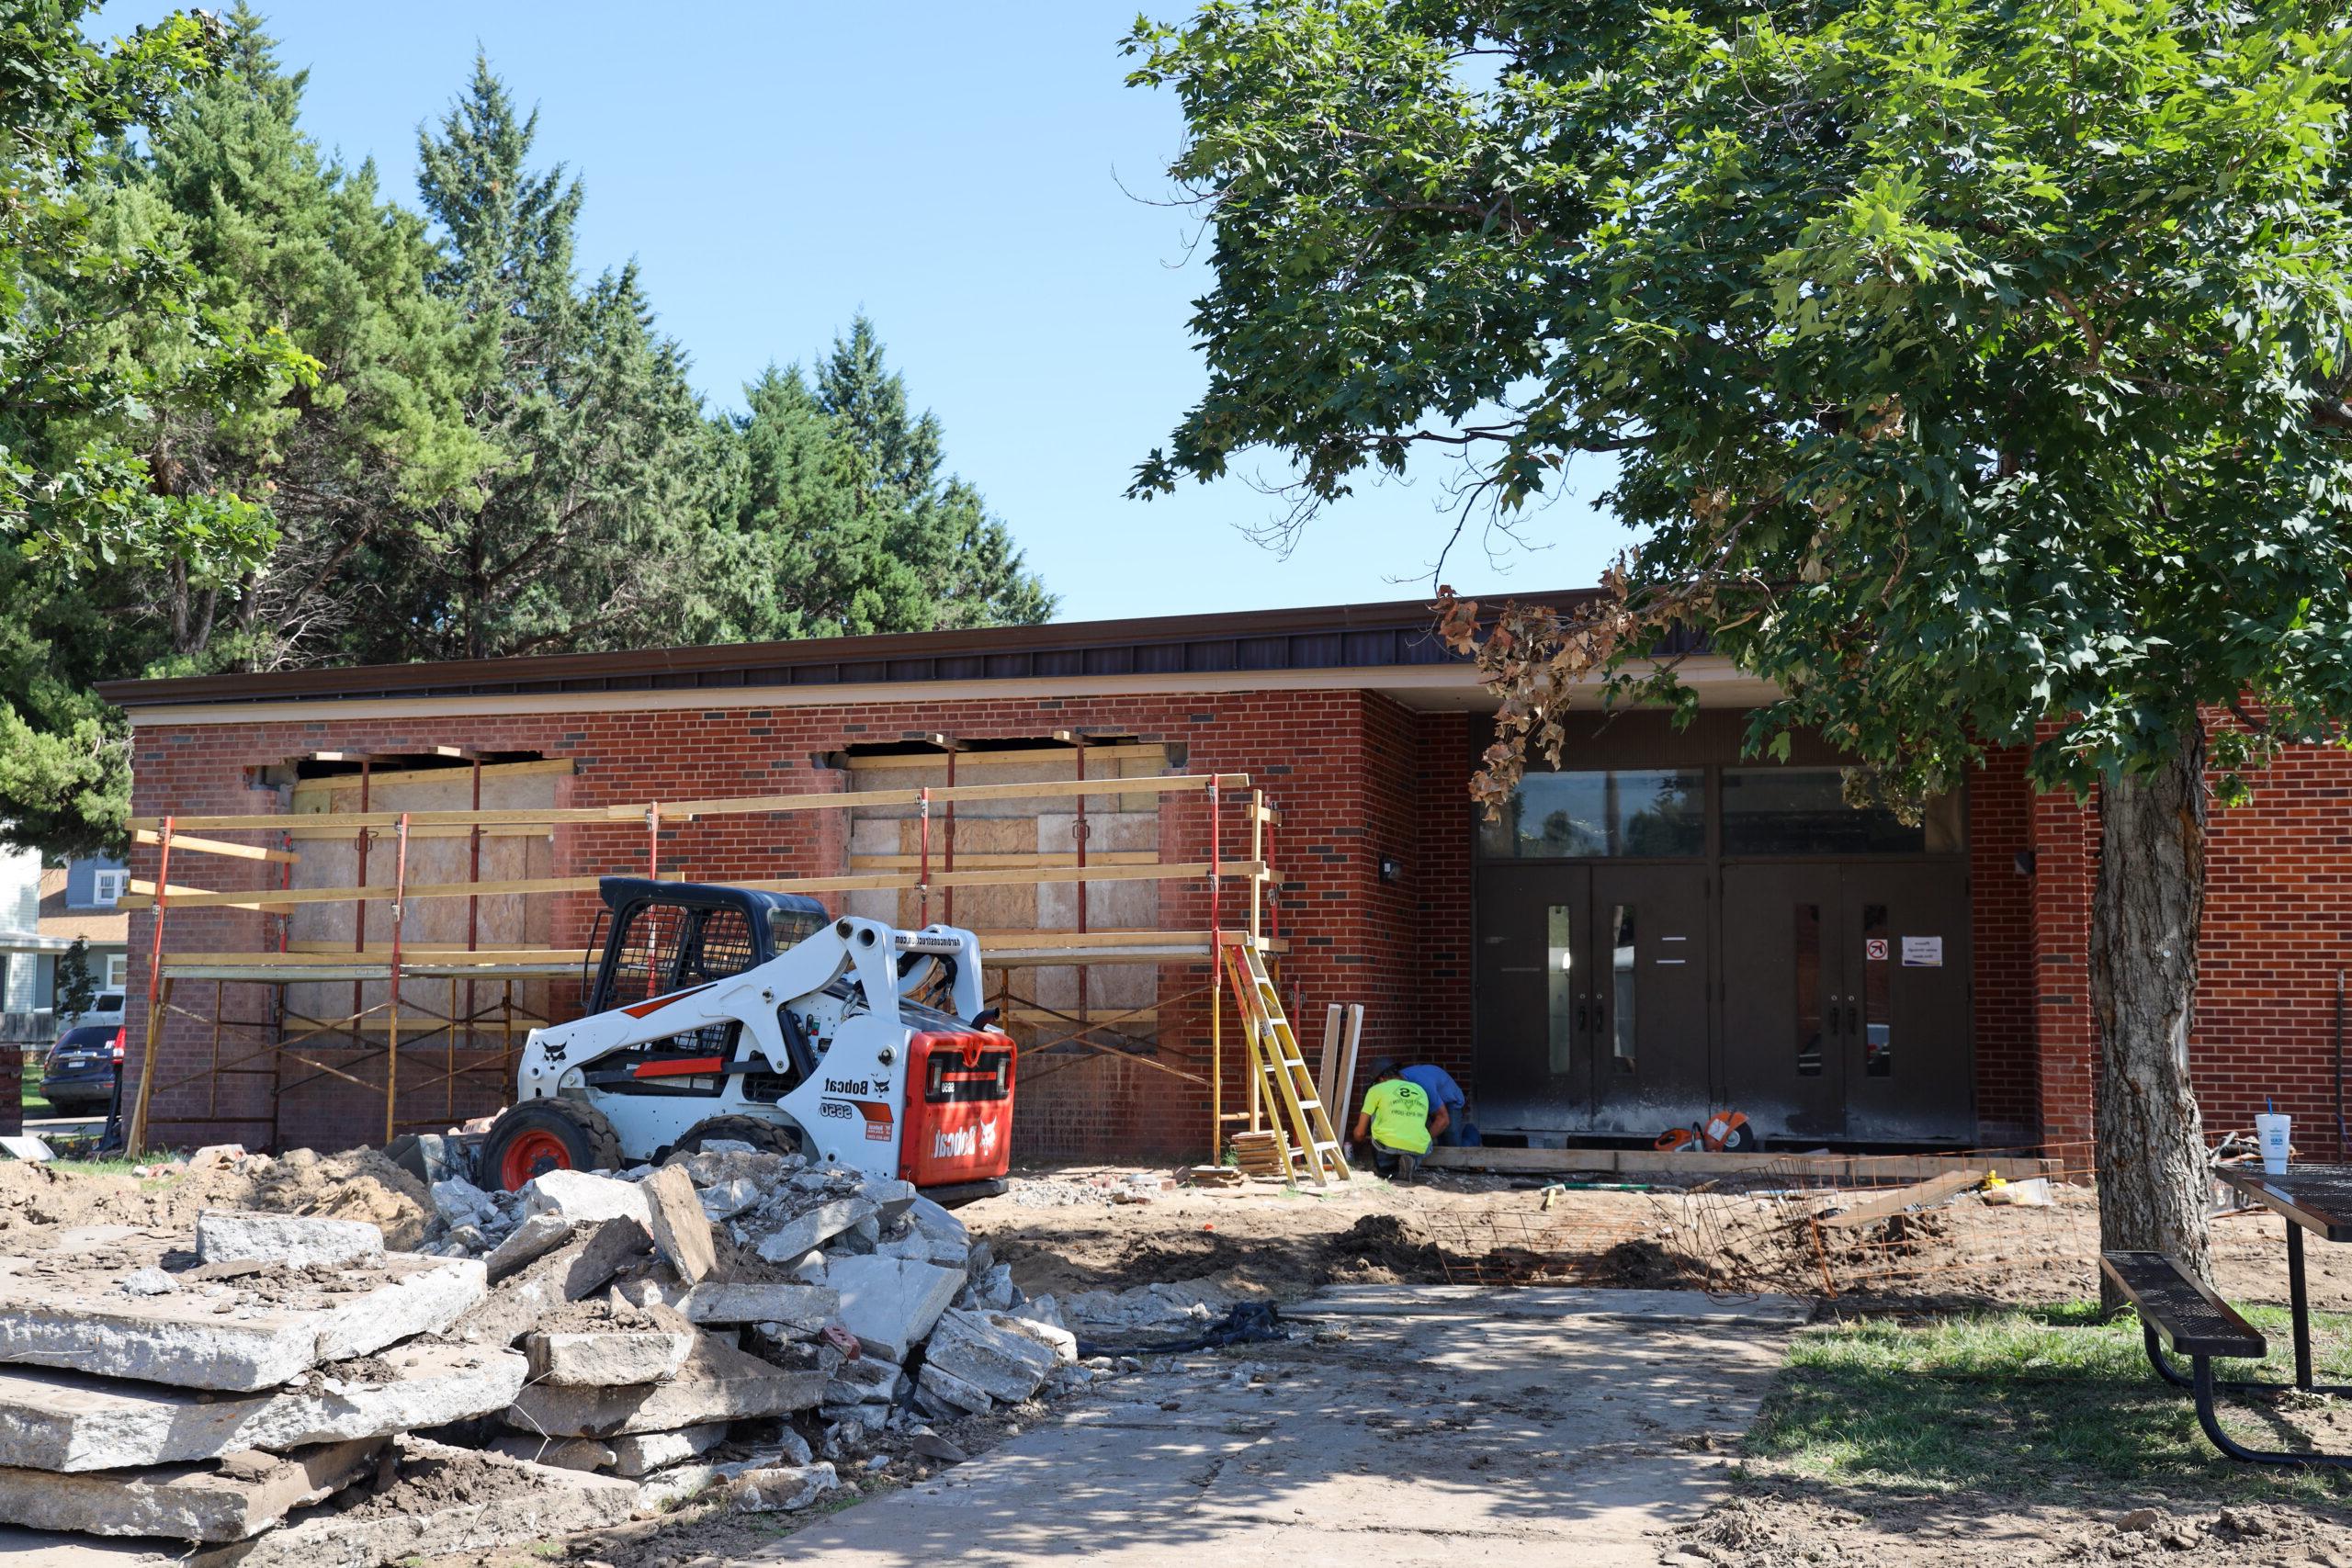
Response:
964,1165,2352,1314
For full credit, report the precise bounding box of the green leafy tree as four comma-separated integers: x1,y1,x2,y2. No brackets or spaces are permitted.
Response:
53,936,96,1025
0,1,306,852
1127,0,2352,1283
701,319,1053,640
0,6,483,852
375,58,718,661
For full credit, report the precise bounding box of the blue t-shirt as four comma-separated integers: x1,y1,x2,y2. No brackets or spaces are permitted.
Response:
1400,1064,1464,1114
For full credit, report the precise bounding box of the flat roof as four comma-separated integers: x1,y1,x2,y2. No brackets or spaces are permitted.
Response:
100,590,1595,712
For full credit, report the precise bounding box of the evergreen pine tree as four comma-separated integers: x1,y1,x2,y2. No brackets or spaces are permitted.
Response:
705,318,1052,640
379,55,716,661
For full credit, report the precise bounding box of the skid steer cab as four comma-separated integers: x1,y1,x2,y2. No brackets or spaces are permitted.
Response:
480,878,1014,1194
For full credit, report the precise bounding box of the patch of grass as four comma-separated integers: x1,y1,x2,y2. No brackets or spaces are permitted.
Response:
48,1156,144,1177
1748,1302,2352,1505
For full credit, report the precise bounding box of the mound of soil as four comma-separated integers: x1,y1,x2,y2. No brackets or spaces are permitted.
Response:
0,1146,435,1249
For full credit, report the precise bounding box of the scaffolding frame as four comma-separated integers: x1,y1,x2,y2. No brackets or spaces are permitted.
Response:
120,765,1287,1158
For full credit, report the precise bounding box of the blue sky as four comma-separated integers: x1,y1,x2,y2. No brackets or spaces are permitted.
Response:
100,2,1630,622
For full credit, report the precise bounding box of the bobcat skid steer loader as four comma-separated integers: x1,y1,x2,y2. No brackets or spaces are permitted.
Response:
478,878,1014,1196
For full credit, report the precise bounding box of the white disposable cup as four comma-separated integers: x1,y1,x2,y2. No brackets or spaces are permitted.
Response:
2256,1112,2291,1174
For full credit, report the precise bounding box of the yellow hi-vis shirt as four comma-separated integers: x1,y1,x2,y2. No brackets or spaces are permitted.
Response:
1361,1078,1432,1155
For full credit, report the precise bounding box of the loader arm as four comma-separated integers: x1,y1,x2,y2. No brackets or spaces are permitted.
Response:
519,916,915,1100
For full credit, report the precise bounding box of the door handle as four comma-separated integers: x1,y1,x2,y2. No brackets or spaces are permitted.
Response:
1574,1001,1589,1034
1845,1000,1860,1035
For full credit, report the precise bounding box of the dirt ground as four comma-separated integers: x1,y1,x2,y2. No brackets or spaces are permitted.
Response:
962,1163,2352,1314
14,1154,2352,1565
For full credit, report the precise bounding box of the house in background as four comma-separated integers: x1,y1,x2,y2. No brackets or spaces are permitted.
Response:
0,850,130,1044
0,846,65,1043
39,854,130,999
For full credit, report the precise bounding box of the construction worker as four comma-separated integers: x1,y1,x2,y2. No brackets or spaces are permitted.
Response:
1398,1062,1466,1146
1352,1059,1442,1182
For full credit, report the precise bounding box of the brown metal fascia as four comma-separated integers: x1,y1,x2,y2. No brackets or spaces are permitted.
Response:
96,586,1600,709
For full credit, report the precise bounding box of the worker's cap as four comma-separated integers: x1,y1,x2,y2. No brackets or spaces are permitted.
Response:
1370,1058,1401,1077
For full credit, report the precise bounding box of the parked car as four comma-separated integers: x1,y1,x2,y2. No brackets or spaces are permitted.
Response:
40,1022,123,1113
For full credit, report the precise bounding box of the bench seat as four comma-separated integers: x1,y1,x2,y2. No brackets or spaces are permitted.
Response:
2101,1250,2267,1359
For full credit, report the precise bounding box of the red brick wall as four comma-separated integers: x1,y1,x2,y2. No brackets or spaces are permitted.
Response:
2021,739,2352,1157
123,691,1438,1161
1967,747,2038,1145
2193,747,2352,1156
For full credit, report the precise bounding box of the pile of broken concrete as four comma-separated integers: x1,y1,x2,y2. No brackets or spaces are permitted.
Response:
0,1145,1095,1567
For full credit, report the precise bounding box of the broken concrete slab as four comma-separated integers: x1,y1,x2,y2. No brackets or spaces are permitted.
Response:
0,1247,485,1393
821,1353,899,1407
0,1342,526,1472
187,1437,636,1568
914,1360,993,1416
521,1170,650,1228
921,1309,1056,1404
488,1435,613,1472
506,1334,824,1438
524,1325,695,1386
826,1255,962,1362
864,1179,918,1224
192,1212,383,1272
751,1196,876,1263
993,1310,1080,1367
639,1166,716,1284
452,1216,648,1347
605,1422,726,1479
905,1194,967,1248
660,1280,838,1331
0,1438,385,1541
727,1462,838,1514
478,1213,577,1281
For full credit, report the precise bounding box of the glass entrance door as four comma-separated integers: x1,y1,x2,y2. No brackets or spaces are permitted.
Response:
1474,865,1711,1136
1719,863,1973,1139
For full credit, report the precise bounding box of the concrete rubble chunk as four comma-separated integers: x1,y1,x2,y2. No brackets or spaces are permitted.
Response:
914,1360,994,1416
665,1280,838,1330
185,1145,245,1173
752,1197,877,1264
479,1213,578,1281
524,1325,695,1387
995,1310,1080,1367
639,1166,717,1283
186,1437,636,1568
429,1178,494,1229
0,1247,485,1393
727,1462,838,1514
193,1212,383,1272
605,1422,726,1479
863,1179,918,1224
905,1195,968,1249
821,1353,899,1407
489,1436,613,1472
826,1256,962,1362
507,1333,825,1438
0,1137,52,1164
454,1217,648,1347
922,1309,1056,1404
0,1437,385,1542
698,1178,762,1220
0,1343,526,1472
522,1169,651,1229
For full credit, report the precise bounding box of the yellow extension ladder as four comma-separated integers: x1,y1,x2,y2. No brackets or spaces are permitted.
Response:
1219,938,1351,1184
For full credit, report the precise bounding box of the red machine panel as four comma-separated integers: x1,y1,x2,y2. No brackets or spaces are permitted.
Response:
899,1031,1016,1186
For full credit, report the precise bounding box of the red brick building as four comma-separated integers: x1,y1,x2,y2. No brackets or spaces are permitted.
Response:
98,594,2352,1161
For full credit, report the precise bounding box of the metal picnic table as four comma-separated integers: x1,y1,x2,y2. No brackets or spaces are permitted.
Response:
2212,1162,2352,1393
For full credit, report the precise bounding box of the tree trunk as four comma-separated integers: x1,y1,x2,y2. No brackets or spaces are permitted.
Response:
2092,720,2213,1306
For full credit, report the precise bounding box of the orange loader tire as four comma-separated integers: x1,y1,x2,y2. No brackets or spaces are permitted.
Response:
659,1113,805,1165
481,1100,624,1192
